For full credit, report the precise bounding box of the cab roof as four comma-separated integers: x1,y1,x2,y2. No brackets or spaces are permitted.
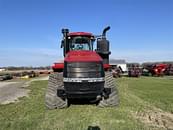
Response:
68,32,93,37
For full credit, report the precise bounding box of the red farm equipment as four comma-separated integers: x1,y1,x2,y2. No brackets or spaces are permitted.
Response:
165,64,173,75
142,63,168,76
128,64,141,77
111,66,122,78
45,26,119,109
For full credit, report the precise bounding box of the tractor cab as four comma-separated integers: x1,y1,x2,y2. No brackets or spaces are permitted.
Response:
53,27,111,72
61,27,111,65
67,32,95,51
61,31,95,56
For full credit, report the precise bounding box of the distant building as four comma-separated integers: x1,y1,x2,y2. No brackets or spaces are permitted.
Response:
109,59,127,72
0,68,5,72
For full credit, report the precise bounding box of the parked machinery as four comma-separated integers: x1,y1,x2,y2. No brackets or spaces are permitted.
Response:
165,64,173,75
142,63,167,76
128,64,141,77
0,73,13,81
111,65,123,78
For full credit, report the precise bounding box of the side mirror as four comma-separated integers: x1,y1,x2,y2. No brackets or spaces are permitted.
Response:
61,40,64,48
70,44,75,50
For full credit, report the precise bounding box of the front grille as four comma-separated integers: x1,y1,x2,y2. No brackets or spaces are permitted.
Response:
64,62,104,78
64,82,104,94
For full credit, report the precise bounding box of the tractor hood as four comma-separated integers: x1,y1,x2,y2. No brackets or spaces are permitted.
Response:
64,50,102,62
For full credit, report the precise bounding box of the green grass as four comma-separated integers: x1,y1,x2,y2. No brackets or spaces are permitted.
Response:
0,77,173,130
123,77,173,112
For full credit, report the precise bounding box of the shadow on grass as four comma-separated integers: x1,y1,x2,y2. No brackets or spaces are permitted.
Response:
87,126,101,130
68,98,98,106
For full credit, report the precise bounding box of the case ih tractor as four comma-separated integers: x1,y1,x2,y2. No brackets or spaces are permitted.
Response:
45,26,119,109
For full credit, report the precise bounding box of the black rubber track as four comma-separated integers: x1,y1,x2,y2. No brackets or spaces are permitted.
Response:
98,72,119,107
45,73,67,109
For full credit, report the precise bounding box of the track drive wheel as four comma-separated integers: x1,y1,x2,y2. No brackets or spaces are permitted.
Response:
45,73,67,109
98,72,119,107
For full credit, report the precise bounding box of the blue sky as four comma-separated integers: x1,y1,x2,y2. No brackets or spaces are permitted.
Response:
0,0,173,66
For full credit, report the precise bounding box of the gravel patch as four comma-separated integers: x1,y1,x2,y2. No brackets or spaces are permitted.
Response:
0,76,48,105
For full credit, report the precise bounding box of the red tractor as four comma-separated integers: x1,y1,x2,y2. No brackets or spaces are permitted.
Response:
45,26,119,109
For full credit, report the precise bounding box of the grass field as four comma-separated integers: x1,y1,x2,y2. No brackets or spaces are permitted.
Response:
0,77,173,130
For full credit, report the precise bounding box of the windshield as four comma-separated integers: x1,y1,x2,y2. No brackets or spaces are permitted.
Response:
69,36,93,51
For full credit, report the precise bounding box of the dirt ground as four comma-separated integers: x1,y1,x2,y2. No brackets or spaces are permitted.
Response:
135,108,173,130
0,76,48,105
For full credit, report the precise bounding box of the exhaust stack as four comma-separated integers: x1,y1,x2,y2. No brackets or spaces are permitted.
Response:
102,26,110,38
96,26,111,65
61,28,69,56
